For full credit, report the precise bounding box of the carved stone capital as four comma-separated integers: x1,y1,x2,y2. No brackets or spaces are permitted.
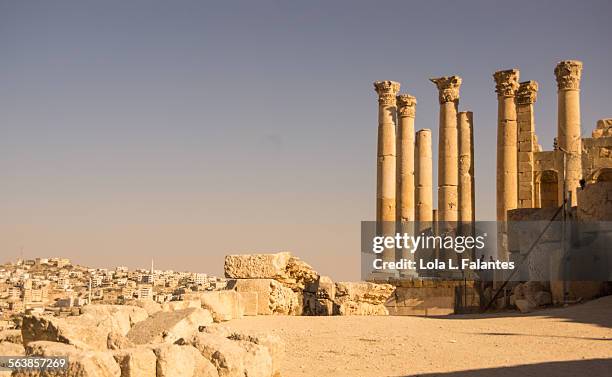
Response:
516,80,539,105
396,94,416,118
374,80,401,106
493,69,520,98
554,60,582,91
430,76,462,104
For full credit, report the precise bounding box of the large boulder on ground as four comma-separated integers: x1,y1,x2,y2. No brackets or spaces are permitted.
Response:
228,332,283,377
0,329,22,344
183,291,245,322
22,305,149,351
81,305,149,335
235,340,273,377
21,315,109,350
113,347,157,377
151,344,218,377
127,307,213,345
224,252,318,290
14,341,121,377
512,282,551,310
229,279,300,315
188,332,247,377
196,325,283,377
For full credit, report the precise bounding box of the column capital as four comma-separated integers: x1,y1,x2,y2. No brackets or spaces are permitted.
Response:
516,80,539,105
374,80,401,106
458,111,473,120
554,60,583,91
429,76,462,104
396,94,417,118
493,69,520,98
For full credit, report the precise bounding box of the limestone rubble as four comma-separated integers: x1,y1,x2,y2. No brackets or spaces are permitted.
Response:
7,253,394,376
225,252,396,316
14,304,284,377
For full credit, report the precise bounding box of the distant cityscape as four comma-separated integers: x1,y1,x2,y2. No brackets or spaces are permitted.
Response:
0,257,226,329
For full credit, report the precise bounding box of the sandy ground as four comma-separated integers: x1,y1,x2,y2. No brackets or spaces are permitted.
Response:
229,296,612,377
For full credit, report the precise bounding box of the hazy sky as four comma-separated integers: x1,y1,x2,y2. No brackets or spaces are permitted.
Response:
1,0,611,280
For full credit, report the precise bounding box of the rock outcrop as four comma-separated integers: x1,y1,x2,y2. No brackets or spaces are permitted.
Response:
127,307,213,345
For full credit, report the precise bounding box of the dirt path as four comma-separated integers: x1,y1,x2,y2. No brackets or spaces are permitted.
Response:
229,296,612,377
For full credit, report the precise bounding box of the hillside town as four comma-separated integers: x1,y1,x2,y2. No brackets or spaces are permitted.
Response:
0,257,226,329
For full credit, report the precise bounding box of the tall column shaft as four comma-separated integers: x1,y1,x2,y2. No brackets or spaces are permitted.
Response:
494,69,520,221
458,111,474,223
374,81,400,224
430,76,462,222
396,94,417,223
517,81,539,208
374,81,400,266
415,129,433,226
555,60,583,206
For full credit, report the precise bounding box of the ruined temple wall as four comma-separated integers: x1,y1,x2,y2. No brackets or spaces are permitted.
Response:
582,136,612,183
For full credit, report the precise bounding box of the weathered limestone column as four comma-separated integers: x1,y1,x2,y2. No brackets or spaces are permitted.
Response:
415,129,434,275
415,129,433,227
430,76,462,223
554,60,583,206
396,94,417,223
494,69,520,221
516,81,539,208
374,80,400,265
458,111,474,223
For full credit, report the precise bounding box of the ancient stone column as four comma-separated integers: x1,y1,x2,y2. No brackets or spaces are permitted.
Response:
374,80,400,265
415,129,433,227
458,111,474,223
494,69,520,221
554,60,583,206
430,76,462,223
396,94,417,223
415,129,434,275
516,81,539,209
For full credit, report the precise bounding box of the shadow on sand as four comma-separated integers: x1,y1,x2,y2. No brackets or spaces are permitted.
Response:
437,295,612,329
396,358,612,377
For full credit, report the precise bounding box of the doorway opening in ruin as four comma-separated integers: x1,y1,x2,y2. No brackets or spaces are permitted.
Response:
593,168,612,183
538,170,559,208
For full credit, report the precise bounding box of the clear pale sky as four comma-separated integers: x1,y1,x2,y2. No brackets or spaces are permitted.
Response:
1,0,611,280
